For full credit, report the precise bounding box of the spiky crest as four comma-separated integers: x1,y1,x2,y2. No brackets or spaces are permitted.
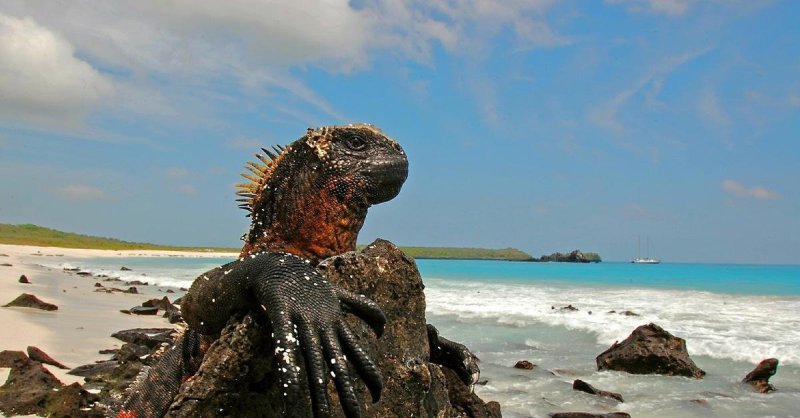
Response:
235,144,288,216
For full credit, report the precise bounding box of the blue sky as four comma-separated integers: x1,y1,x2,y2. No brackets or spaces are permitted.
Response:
0,0,798,264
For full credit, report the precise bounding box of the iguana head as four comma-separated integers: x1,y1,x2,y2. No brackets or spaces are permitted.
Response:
237,124,408,263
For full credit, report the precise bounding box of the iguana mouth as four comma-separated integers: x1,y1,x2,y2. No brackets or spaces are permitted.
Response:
364,156,408,204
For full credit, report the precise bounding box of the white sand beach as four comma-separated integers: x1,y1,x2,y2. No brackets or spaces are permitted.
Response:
0,244,236,387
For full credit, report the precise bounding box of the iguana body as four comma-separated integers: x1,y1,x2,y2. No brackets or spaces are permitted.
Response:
118,124,407,418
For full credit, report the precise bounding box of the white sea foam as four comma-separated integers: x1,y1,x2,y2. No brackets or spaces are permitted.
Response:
424,278,800,366
47,262,197,289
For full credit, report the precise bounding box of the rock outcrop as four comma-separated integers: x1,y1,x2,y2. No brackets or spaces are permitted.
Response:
534,250,601,263
0,350,101,417
742,358,779,393
596,323,705,378
164,239,499,417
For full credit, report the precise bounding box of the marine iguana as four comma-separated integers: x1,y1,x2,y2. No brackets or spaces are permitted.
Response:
118,124,479,417
118,124,407,418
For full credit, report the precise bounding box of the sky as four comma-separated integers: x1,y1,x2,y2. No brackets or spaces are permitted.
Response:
0,0,798,264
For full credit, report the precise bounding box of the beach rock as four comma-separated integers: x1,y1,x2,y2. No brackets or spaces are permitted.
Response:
164,239,498,417
111,328,177,349
514,360,536,370
127,280,149,286
27,346,69,369
123,286,139,294
596,323,705,378
742,358,779,393
128,306,159,315
18,274,30,283
0,350,102,417
166,289,175,293
0,263,12,267
620,310,639,316
143,296,183,323
0,253,8,257
94,282,104,287
3,293,59,311
121,266,132,271
560,304,579,312
572,379,624,402
549,413,630,418
76,271,92,276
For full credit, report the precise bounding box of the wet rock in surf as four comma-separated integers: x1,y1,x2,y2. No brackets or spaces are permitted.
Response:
572,379,624,402
596,323,705,378
549,413,631,418
742,358,779,393
19,275,30,283
514,360,535,370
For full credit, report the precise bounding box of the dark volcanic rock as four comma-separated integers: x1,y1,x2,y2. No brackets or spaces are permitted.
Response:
123,286,139,294
596,323,705,378
121,266,132,271
128,306,159,315
742,358,779,393
127,280,149,286
164,239,499,417
3,293,59,311
142,297,183,323
550,413,631,418
19,274,30,283
514,360,536,370
0,263,12,267
27,346,69,369
111,328,177,349
0,350,102,417
535,250,600,263
572,379,624,402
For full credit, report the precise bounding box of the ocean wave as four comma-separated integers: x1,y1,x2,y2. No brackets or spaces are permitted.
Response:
46,262,197,289
424,278,800,366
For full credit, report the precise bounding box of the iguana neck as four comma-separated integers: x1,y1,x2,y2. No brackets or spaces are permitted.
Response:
240,178,369,265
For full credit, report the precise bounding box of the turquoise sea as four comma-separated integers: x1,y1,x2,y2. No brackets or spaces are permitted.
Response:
46,257,800,417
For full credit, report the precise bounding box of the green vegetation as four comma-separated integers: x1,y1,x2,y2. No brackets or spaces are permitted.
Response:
0,223,536,260
379,246,534,261
0,224,237,252
583,252,602,262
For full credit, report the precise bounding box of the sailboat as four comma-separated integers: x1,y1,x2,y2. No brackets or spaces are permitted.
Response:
632,236,660,264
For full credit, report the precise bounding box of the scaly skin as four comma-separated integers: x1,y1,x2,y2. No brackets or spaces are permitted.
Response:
117,124,408,418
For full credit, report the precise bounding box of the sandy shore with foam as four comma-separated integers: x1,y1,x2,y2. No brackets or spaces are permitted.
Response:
0,244,235,388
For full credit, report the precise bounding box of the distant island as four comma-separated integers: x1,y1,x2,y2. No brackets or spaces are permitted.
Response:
0,224,536,261
530,250,602,263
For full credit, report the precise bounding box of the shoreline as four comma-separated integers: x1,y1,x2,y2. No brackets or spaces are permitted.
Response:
0,244,232,388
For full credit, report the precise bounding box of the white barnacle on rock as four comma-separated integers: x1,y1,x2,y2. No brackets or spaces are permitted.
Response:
223,269,233,275
331,358,336,364
330,371,336,377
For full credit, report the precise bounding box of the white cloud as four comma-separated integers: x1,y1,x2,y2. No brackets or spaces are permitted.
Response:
607,0,693,16
698,89,731,126
0,14,112,126
57,184,107,201
173,184,196,195
722,180,779,200
165,167,190,178
0,1,566,129
588,49,710,134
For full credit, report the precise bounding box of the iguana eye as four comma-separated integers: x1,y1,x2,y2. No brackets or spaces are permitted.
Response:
345,135,367,151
